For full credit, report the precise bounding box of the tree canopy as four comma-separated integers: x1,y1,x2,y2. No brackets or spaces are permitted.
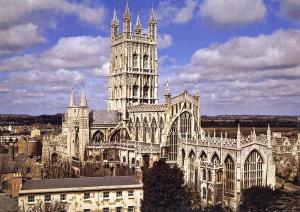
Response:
142,159,200,212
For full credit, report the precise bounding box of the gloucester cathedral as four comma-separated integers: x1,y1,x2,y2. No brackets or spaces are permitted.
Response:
43,4,275,209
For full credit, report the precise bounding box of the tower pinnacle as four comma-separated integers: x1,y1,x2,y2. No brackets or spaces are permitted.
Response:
80,87,88,107
135,13,142,34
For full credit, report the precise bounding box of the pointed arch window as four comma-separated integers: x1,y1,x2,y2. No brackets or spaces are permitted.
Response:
200,151,207,164
133,54,138,67
143,55,149,68
143,118,148,143
167,119,178,161
211,153,220,165
224,156,235,197
180,112,192,139
151,119,157,143
203,168,206,181
244,150,263,188
111,130,120,143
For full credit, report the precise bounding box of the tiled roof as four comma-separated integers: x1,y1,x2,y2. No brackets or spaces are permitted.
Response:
91,110,119,124
22,176,141,190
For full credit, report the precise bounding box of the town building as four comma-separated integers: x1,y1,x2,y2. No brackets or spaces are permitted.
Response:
42,3,276,209
18,176,143,212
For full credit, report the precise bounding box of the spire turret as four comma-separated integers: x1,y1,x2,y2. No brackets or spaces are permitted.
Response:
68,88,76,107
148,6,157,41
164,80,171,104
80,87,88,107
237,124,241,148
123,1,132,38
135,13,142,35
111,8,119,38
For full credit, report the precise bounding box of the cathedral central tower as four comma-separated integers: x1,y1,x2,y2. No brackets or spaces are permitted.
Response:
108,4,158,118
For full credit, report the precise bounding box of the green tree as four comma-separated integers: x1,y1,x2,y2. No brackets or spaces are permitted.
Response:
142,159,191,212
239,186,280,212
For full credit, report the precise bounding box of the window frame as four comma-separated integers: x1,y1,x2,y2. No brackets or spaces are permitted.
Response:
103,191,109,200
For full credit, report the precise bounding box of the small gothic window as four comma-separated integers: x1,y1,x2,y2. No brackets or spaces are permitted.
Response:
203,169,206,180
143,118,148,143
143,86,149,98
151,119,157,143
189,151,196,184
143,55,149,68
133,85,138,97
133,54,138,67
103,149,108,161
135,118,140,141
203,187,207,199
208,169,212,182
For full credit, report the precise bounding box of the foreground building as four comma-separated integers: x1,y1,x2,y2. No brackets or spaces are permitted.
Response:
43,4,276,209
19,176,143,212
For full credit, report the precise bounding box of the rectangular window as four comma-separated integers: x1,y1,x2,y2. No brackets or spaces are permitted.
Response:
28,195,35,203
60,194,66,202
44,194,51,202
103,208,109,212
116,207,122,212
128,190,134,197
128,206,134,212
103,191,109,199
83,209,90,212
84,192,90,200
116,191,122,198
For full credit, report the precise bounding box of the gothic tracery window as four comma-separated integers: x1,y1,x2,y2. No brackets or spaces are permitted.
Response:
224,156,235,197
133,85,138,97
189,151,196,184
168,119,178,161
180,111,192,139
203,169,206,180
92,130,104,143
203,187,207,199
243,150,263,188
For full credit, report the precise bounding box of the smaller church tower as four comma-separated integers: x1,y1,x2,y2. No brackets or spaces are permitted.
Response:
78,87,89,161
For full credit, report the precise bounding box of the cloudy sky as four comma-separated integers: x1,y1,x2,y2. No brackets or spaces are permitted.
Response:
0,0,299,115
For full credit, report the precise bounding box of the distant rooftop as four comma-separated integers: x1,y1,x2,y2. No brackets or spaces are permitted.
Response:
21,176,141,191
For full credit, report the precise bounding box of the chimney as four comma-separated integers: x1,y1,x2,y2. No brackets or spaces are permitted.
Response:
11,173,22,198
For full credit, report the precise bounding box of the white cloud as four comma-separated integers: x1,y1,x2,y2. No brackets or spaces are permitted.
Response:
0,23,45,54
0,0,105,25
157,0,198,25
0,36,110,72
157,34,173,49
199,0,266,25
161,29,300,115
280,0,300,22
